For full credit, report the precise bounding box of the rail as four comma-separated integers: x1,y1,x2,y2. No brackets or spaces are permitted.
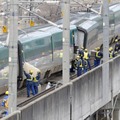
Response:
17,86,55,107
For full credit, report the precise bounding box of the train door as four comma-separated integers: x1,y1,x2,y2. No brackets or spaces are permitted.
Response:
77,31,85,49
75,29,87,50
73,30,86,53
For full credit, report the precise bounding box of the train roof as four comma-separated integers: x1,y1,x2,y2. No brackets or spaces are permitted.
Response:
109,3,120,12
37,24,76,34
19,31,51,43
78,20,98,32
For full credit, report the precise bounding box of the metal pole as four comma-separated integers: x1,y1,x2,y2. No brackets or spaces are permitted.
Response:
62,0,70,84
8,0,18,113
102,0,109,106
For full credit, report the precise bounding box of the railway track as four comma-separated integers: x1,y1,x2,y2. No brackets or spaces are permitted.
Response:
17,86,55,107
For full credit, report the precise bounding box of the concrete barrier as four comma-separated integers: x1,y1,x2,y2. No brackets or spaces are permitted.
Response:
1,111,20,120
112,56,120,96
19,84,70,120
2,55,120,120
72,66,104,120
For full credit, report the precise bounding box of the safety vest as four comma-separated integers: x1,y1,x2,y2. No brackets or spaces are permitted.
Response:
27,74,33,81
83,52,88,59
96,51,101,59
2,96,8,108
77,59,83,68
109,51,113,59
33,77,38,82
5,100,8,108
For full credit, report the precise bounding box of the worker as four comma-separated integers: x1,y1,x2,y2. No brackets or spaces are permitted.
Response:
109,47,115,59
94,47,103,67
70,59,76,73
70,54,80,73
33,71,41,94
24,70,35,97
114,39,120,53
76,56,83,77
83,58,88,73
78,47,84,60
1,91,9,116
83,49,91,70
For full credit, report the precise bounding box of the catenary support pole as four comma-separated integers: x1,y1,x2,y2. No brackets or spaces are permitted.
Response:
102,0,110,113
8,0,18,113
62,0,70,84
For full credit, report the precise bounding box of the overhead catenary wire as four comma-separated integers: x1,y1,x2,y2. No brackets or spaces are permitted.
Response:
72,0,101,15
18,5,62,29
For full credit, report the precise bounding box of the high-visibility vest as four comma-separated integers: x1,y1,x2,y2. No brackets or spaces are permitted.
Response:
77,59,83,68
109,51,113,59
83,52,88,59
5,100,8,108
96,51,101,58
33,77,38,82
27,74,33,81
2,96,8,108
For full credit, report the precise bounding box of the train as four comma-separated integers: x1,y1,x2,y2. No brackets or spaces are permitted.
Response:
0,3,120,94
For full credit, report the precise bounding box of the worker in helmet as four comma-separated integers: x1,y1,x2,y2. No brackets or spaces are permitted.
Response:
24,70,35,97
1,91,9,116
114,39,120,53
94,47,103,67
83,58,88,73
33,71,41,94
109,47,115,59
76,56,83,77
83,49,91,70
78,46,84,60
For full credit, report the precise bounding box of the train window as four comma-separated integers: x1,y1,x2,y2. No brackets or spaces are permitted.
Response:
52,32,62,50
22,36,52,61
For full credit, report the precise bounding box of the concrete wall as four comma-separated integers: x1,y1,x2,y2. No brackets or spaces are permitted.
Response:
72,67,103,120
2,55,120,120
19,85,70,120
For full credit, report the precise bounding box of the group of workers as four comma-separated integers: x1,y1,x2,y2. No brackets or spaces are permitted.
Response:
71,38,120,77
70,47,91,77
0,70,41,117
1,38,120,117
24,70,41,98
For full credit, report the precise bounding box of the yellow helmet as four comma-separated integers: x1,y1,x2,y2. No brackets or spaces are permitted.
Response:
85,49,88,52
97,47,100,51
115,39,118,42
109,47,113,51
29,70,33,74
76,55,80,60
95,47,97,50
5,91,9,95
81,46,84,50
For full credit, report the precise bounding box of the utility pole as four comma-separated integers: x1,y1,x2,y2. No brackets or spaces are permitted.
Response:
102,0,110,117
8,0,18,113
62,0,70,84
